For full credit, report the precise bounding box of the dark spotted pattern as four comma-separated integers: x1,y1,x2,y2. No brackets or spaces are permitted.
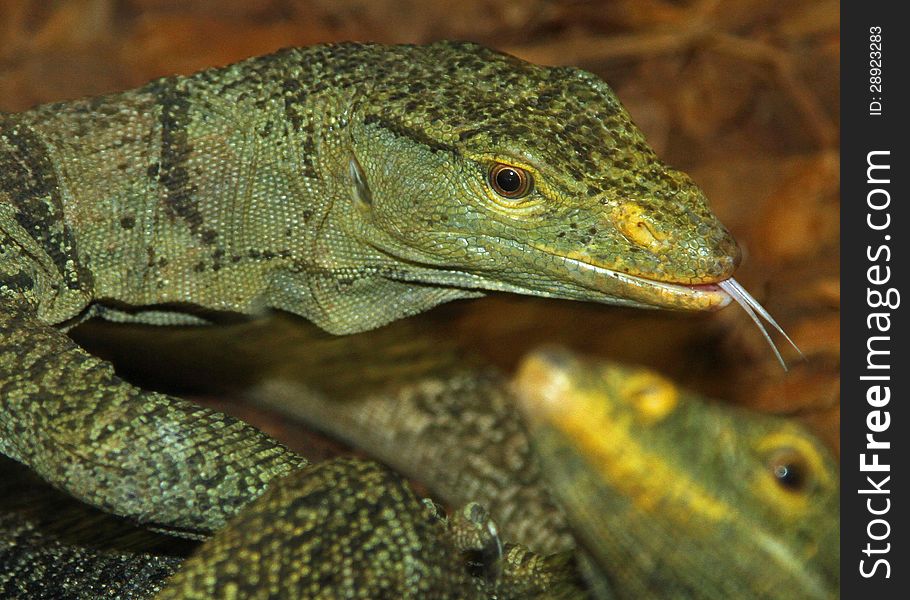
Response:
0,308,308,534
0,117,89,291
269,42,737,285
0,513,180,599
157,459,482,599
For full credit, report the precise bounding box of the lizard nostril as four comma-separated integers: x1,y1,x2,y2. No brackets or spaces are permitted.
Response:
611,202,666,252
619,370,679,424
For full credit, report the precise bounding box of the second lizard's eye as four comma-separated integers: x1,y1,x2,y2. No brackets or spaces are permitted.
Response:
767,448,812,493
489,164,533,200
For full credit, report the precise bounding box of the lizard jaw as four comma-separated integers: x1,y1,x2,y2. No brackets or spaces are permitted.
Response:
551,254,733,312
553,257,803,369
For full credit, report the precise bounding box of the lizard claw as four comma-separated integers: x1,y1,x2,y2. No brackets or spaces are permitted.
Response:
449,502,504,584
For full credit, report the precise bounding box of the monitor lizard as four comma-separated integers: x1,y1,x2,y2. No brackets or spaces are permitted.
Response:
1,41,754,596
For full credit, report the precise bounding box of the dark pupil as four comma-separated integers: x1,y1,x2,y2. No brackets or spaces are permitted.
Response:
773,462,805,490
495,168,522,193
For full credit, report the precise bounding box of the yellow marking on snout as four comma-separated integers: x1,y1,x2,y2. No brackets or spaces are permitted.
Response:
516,355,733,525
616,370,679,424
612,202,667,251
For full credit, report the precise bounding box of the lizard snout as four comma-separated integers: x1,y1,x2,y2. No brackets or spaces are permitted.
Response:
609,201,671,254
702,228,741,283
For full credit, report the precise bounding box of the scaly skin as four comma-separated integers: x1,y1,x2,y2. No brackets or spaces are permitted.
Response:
158,460,583,600
0,41,737,538
252,367,576,555
1,42,740,593
0,512,180,599
247,335,839,599
0,309,308,534
0,337,838,598
0,457,583,599
156,459,483,599
515,349,840,599
0,457,186,599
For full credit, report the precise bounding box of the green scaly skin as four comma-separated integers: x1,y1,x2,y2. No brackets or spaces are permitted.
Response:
0,456,583,599
245,333,840,600
251,365,576,555
157,459,582,600
0,457,187,599
1,42,740,593
0,327,838,599
154,458,480,599
1,337,839,599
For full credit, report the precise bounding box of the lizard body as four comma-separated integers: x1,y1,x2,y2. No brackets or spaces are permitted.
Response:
155,458,482,599
1,42,748,596
0,456,583,600
252,365,575,555
2,42,736,333
1,41,739,536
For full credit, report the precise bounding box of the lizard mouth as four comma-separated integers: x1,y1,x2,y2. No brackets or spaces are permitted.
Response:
550,253,732,312
552,255,802,369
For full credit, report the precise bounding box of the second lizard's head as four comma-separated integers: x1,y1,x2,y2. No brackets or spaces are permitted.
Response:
513,348,840,599
340,41,739,311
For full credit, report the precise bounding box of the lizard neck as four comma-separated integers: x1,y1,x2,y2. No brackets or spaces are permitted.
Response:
10,44,483,332
17,49,368,322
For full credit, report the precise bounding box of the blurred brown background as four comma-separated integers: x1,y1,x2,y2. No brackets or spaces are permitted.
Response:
0,0,840,454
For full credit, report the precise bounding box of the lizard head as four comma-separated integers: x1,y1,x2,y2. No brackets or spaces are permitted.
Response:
344,41,738,312
513,348,839,599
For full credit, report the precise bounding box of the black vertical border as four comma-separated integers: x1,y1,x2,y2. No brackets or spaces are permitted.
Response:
841,2,908,597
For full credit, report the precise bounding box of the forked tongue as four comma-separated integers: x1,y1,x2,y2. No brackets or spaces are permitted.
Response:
717,278,804,371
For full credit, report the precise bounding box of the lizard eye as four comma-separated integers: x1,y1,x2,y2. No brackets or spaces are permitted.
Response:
767,448,812,493
489,164,533,199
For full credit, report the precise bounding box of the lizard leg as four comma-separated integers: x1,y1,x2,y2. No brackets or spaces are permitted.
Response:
155,458,483,600
0,307,307,535
445,502,587,600
1,457,585,599
1,191,305,535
